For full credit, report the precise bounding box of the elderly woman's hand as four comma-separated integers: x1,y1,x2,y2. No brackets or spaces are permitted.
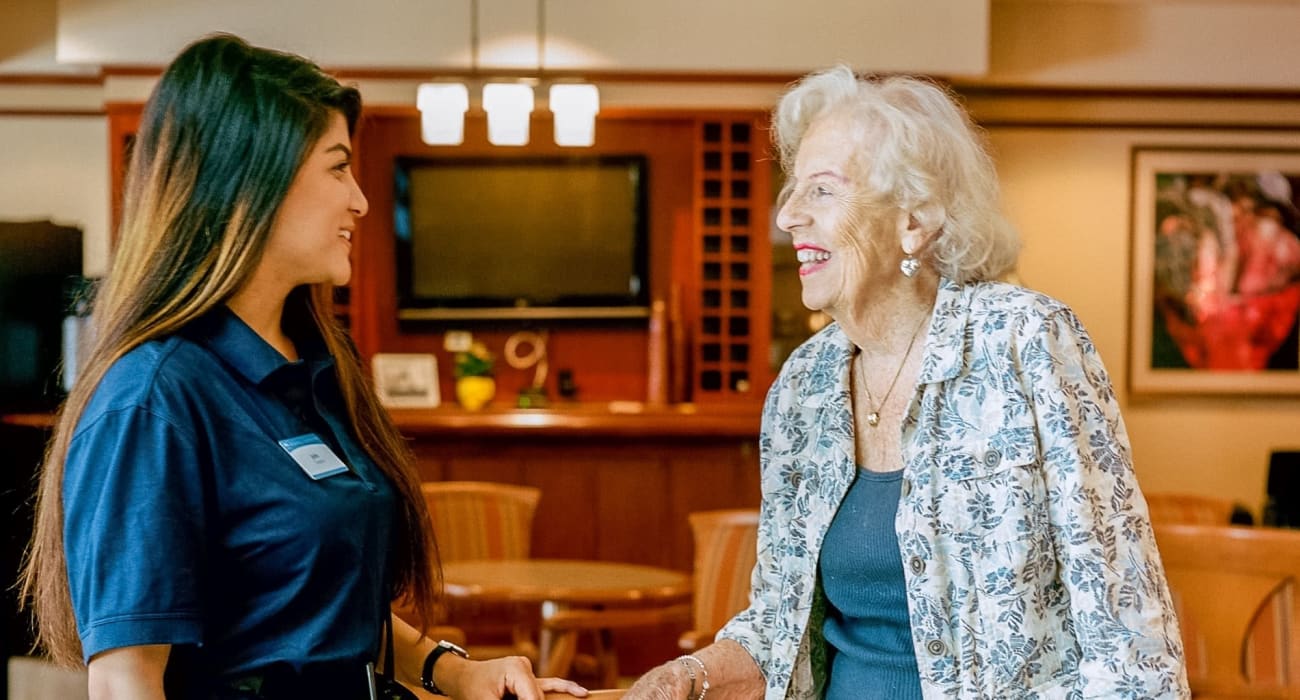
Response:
621,658,694,700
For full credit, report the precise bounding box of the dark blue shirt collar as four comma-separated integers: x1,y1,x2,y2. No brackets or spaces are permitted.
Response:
185,305,334,387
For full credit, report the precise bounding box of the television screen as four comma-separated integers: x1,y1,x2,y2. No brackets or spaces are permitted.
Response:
394,156,648,319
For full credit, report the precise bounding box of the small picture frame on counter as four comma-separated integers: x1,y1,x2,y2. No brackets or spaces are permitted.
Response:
372,353,440,408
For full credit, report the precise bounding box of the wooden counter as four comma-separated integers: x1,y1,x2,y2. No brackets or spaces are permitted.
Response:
0,413,56,429
399,402,763,574
387,401,760,438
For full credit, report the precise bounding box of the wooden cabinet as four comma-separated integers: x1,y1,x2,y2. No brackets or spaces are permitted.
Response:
351,107,773,406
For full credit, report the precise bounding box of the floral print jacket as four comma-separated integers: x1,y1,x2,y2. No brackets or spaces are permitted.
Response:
718,279,1188,699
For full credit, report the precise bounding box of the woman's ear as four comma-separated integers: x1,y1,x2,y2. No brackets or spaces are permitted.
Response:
899,207,943,255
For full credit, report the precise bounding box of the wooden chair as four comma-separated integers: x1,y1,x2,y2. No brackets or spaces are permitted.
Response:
421,481,542,661
1155,524,1300,698
679,509,759,651
540,595,691,688
421,481,541,562
1146,492,1237,526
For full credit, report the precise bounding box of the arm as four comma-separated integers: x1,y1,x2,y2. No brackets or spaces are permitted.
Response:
1024,309,1188,697
86,645,170,700
388,613,587,699
623,639,764,700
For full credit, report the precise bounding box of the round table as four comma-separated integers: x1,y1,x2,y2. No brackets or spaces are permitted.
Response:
442,559,692,680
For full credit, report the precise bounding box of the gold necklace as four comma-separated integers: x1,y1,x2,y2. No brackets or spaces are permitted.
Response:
857,314,928,427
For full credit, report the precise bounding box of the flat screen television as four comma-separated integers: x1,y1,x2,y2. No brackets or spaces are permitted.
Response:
394,156,649,321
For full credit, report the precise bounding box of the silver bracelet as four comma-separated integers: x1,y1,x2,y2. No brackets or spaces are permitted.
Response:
675,656,697,699
676,655,710,700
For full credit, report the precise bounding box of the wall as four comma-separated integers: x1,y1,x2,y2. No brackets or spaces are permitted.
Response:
980,99,1300,516
0,116,108,276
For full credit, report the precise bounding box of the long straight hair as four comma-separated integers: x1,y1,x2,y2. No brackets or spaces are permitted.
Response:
20,34,439,666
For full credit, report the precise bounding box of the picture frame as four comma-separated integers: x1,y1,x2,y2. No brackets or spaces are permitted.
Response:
372,353,441,408
1129,146,1300,395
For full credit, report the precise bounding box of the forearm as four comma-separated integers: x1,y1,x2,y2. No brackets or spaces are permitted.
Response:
389,613,444,689
87,645,170,700
625,639,764,700
689,640,766,699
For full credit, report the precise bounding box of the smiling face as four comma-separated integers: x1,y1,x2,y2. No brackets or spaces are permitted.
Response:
258,111,368,290
776,111,907,320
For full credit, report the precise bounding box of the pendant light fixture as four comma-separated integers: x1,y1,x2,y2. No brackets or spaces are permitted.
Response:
417,83,469,146
416,0,597,147
483,82,534,146
549,83,599,147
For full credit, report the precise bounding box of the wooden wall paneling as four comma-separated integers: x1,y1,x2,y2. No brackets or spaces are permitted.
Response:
666,442,762,571
524,450,599,560
410,441,449,482
441,452,527,483
105,102,142,248
594,454,672,566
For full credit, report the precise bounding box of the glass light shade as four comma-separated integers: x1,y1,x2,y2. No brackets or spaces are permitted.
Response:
416,83,469,146
549,84,599,147
482,83,534,146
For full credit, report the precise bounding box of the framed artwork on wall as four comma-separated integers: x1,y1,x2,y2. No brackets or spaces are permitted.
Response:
1129,146,1300,395
372,353,441,408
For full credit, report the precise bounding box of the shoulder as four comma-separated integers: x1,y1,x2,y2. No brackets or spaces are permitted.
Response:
77,334,221,438
960,280,1090,345
965,280,1071,324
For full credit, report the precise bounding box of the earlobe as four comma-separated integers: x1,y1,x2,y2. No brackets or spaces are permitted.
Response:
899,212,923,255
900,208,942,255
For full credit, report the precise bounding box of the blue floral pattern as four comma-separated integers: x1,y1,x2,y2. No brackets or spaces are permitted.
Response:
718,279,1189,699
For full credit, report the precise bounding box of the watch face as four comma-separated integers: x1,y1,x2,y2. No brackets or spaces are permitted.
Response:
439,640,468,657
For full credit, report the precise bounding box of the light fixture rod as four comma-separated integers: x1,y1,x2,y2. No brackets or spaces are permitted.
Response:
536,0,545,71
470,0,480,73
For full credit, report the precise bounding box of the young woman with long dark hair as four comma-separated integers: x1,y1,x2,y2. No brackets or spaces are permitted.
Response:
21,34,586,700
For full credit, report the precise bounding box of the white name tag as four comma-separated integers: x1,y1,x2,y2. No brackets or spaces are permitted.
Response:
278,433,349,480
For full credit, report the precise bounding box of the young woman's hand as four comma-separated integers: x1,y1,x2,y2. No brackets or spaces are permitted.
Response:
438,653,588,700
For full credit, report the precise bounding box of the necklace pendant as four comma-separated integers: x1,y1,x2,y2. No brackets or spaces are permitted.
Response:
866,411,880,427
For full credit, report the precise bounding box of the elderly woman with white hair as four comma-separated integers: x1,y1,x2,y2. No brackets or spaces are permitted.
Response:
625,68,1188,700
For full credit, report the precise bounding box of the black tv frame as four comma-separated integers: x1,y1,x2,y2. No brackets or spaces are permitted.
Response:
392,155,650,322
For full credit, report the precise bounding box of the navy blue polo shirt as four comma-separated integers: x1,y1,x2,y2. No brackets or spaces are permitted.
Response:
63,306,396,685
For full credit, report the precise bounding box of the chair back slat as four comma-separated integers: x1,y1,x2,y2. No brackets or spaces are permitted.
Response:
1146,492,1236,527
687,509,759,641
421,481,541,562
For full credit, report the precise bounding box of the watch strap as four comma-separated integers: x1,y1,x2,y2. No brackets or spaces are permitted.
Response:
421,640,469,695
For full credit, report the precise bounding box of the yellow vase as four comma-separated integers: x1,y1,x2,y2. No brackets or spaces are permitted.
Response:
455,376,496,410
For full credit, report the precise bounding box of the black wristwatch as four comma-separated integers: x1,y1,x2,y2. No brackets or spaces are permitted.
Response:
421,639,470,696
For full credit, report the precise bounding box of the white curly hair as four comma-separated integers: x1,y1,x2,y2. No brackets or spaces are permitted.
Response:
774,66,1020,283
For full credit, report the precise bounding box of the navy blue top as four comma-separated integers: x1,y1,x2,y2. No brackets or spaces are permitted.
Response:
63,306,397,691
819,468,922,700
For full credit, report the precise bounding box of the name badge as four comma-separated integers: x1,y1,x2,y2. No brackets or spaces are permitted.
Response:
278,433,349,480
